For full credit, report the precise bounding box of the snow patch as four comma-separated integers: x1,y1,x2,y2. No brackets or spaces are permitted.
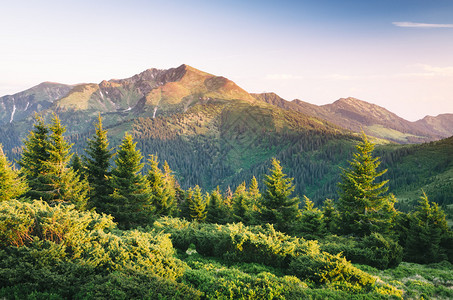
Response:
10,104,16,123
153,107,158,118
123,107,131,112
25,102,30,111
99,90,104,99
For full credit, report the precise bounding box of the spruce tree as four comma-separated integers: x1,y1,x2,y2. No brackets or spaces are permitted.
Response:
232,182,253,224
108,133,153,229
69,153,84,177
206,186,228,224
259,158,300,232
322,199,340,234
18,115,50,190
338,133,396,236
403,192,451,263
186,185,207,222
0,144,28,201
19,115,88,209
83,114,113,211
147,155,177,217
298,196,324,239
248,176,261,217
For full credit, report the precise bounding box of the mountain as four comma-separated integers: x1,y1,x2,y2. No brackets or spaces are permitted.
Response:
53,64,257,115
252,93,452,143
0,82,72,125
415,113,453,138
1,64,452,209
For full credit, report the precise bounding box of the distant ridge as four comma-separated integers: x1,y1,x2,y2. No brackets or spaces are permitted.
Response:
252,93,452,143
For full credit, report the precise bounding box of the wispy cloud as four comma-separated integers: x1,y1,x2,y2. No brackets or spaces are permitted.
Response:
395,64,453,78
265,73,355,81
393,22,453,28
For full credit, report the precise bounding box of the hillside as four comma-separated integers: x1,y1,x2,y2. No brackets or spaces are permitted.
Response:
252,93,453,143
0,82,72,125
1,65,452,208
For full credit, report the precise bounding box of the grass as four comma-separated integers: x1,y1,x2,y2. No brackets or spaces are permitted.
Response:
356,261,453,299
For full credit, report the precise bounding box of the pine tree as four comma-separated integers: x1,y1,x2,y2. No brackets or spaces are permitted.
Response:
298,196,324,239
19,115,88,209
0,144,28,201
108,133,153,229
18,115,50,190
259,158,300,232
147,155,177,217
322,199,340,234
69,153,84,177
83,114,113,211
248,176,261,216
404,192,451,263
338,133,396,236
232,182,253,224
186,185,207,222
206,186,228,224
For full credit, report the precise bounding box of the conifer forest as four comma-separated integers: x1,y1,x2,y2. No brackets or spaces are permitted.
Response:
1,114,452,299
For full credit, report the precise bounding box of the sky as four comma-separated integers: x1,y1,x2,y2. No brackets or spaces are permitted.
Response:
1,0,453,121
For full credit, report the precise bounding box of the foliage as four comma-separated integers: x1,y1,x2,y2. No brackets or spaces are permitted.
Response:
18,115,88,209
400,192,452,264
259,158,300,232
83,114,114,211
107,133,153,229
0,144,28,202
153,217,384,292
206,186,230,224
338,133,396,236
147,154,177,217
185,185,207,223
295,196,325,239
320,234,403,270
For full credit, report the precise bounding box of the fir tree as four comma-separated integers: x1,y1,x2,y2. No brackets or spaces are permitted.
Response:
108,133,153,229
298,196,324,239
403,192,451,263
0,144,28,201
259,158,300,232
69,153,84,177
206,186,228,224
186,185,207,222
338,133,396,236
322,199,340,234
248,176,261,216
232,182,253,224
18,115,50,188
147,155,177,217
19,115,88,209
83,114,113,211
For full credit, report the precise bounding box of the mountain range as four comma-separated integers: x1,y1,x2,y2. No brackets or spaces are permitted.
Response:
1,64,452,143
0,64,452,208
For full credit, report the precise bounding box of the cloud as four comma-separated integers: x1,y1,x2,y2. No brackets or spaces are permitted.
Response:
265,73,355,81
393,22,453,28
265,74,304,80
395,64,453,78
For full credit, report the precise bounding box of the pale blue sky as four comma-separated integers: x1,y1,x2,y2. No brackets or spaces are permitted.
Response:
1,0,453,120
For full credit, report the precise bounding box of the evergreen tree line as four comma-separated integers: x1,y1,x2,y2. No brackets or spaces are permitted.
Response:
1,115,452,266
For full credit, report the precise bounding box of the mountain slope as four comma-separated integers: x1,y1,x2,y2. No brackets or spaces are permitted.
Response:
252,93,451,143
54,64,257,116
0,82,72,125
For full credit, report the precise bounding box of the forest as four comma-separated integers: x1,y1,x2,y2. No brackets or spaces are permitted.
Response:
1,114,452,299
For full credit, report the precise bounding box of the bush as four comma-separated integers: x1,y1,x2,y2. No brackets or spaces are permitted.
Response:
154,217,391,293
320,234,403,269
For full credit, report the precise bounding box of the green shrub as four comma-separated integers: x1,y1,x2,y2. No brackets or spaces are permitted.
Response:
154,217,389,293
320,234,403,269
289,251,376,289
